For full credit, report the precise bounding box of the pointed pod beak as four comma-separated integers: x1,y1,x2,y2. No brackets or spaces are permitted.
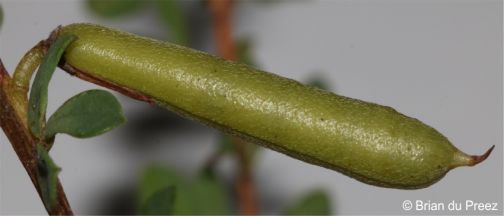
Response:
450,145,495,169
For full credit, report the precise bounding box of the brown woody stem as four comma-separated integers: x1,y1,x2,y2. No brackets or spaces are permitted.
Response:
0,58,73,215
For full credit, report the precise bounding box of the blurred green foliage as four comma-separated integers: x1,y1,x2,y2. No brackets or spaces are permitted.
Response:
87,0,189,45
285,190,331,215
87,0,143,18
307,77,330,91
139,166,230,215
237,38,257,67
155,0,189,45
216,123,259,163
140,186,175,215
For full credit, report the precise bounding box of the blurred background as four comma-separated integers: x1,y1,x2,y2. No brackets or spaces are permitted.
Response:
0,0,502,215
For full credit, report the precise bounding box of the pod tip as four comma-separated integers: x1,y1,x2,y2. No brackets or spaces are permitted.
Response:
451,145,495,168
469,145,495,166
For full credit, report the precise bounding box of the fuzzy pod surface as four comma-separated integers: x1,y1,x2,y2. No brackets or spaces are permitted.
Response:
57,23,492,189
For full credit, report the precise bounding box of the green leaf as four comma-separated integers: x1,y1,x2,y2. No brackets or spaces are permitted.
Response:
36,144,61,210
45,89,125,139
181,175,229,215
217,133,235,154
138,166,230,215
139,165,182,208
140,186,175,215
237,38,257,67
284,190,331,215
28,34,76,138
156,0,189,45
306,77,330,91
87,0,143,18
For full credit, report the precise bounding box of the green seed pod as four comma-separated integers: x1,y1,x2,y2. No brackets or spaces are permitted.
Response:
57,23,492,189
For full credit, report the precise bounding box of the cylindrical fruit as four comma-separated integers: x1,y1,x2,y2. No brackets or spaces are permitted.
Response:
57,23,493,189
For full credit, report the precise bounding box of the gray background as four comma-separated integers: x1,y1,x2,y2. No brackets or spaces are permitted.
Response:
1,0,502,215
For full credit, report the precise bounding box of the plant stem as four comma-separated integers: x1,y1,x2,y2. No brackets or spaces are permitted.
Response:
209,0,259,215
209,0,237,61
0,58,73,215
